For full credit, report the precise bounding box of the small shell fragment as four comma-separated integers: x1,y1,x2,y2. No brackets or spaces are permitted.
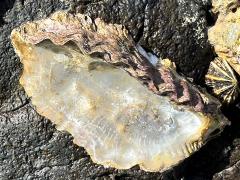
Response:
206,58,239,104
11,11,229,172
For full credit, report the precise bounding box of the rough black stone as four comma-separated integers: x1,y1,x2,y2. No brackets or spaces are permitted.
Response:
1,0,240,179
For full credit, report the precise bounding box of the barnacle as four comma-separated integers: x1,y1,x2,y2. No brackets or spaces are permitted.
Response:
206,58,239,104
11,11,228,172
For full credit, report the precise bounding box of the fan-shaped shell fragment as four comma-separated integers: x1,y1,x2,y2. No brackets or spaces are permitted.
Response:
11,11,228,172
206,58,239,104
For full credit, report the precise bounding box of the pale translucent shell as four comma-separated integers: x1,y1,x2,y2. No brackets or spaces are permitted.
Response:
19,41,207,171
10,11,228,172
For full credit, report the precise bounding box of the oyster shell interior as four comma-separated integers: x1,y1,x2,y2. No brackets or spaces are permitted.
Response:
18,40,208,171
10,11,228,172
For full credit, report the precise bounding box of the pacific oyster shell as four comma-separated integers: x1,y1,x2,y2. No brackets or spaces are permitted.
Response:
11,11,228,172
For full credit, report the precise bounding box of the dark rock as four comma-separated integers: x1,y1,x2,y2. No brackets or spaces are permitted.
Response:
213,160,240,180
0,0,240,179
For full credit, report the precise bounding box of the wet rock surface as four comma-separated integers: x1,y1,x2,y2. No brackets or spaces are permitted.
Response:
0,0,240,179
213,160,240,180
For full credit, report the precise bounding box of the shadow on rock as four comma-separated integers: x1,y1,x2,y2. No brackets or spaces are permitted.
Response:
0,0,18,25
